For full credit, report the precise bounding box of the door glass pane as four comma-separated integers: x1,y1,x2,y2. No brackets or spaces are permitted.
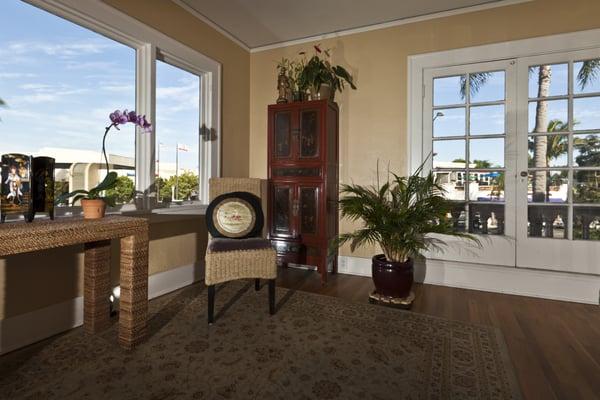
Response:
433,140,465,168
528,100,568,132
470,71,505,103
573,170,600,203
470,105,504,135
434,171,466,201
528,135,568,168
527,205,568,239
433,75,465,106
573,134,600,167
573,97,600,131
469,138,504,168
573,207,600,240
528,170,568,203
446,203,467,232
468,171,504,202
528,63,568,98
300,110,319,157
300,187,317,234
433,108,465,137
156,60,201,203
573,59,600,94
273,186,291,233
469,203,504,235
274,112,291,157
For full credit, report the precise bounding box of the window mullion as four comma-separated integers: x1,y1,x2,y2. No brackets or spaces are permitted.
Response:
135,43,157,210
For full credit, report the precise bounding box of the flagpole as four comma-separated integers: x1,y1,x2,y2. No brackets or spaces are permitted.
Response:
175,143,179,201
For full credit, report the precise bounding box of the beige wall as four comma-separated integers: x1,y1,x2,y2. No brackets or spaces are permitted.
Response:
0,0,248,321
249,0,600,257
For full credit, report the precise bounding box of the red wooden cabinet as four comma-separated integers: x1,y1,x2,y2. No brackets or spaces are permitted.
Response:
267,100,339,283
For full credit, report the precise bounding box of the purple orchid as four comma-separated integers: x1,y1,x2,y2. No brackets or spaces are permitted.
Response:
103,109,153,173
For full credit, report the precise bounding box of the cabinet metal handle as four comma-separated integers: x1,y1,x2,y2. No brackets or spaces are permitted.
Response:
292,199,300,216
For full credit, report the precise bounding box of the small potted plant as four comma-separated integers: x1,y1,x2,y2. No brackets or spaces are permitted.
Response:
56,109,152,219
298,45,356,101
332,161,478,302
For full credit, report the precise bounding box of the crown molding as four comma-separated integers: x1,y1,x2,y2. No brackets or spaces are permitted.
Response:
171,0,251,52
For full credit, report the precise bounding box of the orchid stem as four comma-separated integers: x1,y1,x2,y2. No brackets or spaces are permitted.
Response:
102,124,114,175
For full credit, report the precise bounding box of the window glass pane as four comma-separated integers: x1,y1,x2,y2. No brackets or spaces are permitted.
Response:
528,135,568,168
470,71,504,103
573,170,600,203
528,63,568,98
573,207,600,240
468,171,504,202
528,170,568,203
0,0,136,206
573,134,600,167
528,100,568,133
573,59,600,94
433,140,465,169
433,75,465,106
433,108,465,137
155,60,200,204
469,138,504,168
573,97,600,131
527,205,568,239
470,105,504,135
434,170,465,201
469,203,504,235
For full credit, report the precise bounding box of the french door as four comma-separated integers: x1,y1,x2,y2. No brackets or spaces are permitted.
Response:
515,49,600,274
423,59,517,267
423,52,600,275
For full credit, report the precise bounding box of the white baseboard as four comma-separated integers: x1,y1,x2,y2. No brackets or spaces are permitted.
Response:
0,262,204,355
338,255,600,305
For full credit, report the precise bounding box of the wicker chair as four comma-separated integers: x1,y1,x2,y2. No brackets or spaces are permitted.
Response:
205,177,277,323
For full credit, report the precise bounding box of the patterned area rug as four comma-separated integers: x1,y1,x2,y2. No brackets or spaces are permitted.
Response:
0,281,521,399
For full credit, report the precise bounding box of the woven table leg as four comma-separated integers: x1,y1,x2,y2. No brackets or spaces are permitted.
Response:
118,230,149,349
83,240,111,335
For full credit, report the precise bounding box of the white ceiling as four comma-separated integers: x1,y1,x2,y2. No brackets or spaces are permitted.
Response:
176,0,515,49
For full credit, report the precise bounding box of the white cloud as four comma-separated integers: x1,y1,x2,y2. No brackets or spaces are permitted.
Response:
0,72,37,79
0,40,116,58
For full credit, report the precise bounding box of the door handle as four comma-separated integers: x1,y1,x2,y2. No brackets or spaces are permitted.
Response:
519,171,528,177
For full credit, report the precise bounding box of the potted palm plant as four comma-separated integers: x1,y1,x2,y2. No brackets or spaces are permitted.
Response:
56,109,152,219
333,162,478,301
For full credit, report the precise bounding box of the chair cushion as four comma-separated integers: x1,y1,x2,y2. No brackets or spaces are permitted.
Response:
207,237,273,253
205,191,264,239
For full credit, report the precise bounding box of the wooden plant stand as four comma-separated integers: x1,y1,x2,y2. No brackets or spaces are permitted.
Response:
0,216,149,349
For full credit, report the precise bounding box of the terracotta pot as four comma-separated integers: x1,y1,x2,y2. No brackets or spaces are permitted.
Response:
371,254,414,298
81,199,106,219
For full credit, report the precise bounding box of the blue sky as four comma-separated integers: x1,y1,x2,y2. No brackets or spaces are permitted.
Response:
0,0,200,173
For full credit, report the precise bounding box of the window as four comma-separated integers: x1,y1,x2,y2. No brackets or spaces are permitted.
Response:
155,59,201,205
0,0,220,216
0,0,136,208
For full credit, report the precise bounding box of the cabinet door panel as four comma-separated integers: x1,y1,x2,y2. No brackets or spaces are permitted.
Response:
299,109,320,159
298,184,321,239
273,111,292,160
271,183,294,237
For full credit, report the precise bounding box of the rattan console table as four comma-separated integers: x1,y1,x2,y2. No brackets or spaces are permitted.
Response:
0,216,149,349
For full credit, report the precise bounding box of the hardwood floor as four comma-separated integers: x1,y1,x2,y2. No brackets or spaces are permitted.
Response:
276,267,600,400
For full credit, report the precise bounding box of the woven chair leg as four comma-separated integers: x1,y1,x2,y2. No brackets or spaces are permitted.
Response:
268,279,276,315
255,278,260,291
207,285,215,324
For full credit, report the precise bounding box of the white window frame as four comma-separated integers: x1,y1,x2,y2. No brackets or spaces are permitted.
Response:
22,0,221,214
408,28,600,272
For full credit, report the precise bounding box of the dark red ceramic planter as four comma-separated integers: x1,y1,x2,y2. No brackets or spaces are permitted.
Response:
371,254,414,298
